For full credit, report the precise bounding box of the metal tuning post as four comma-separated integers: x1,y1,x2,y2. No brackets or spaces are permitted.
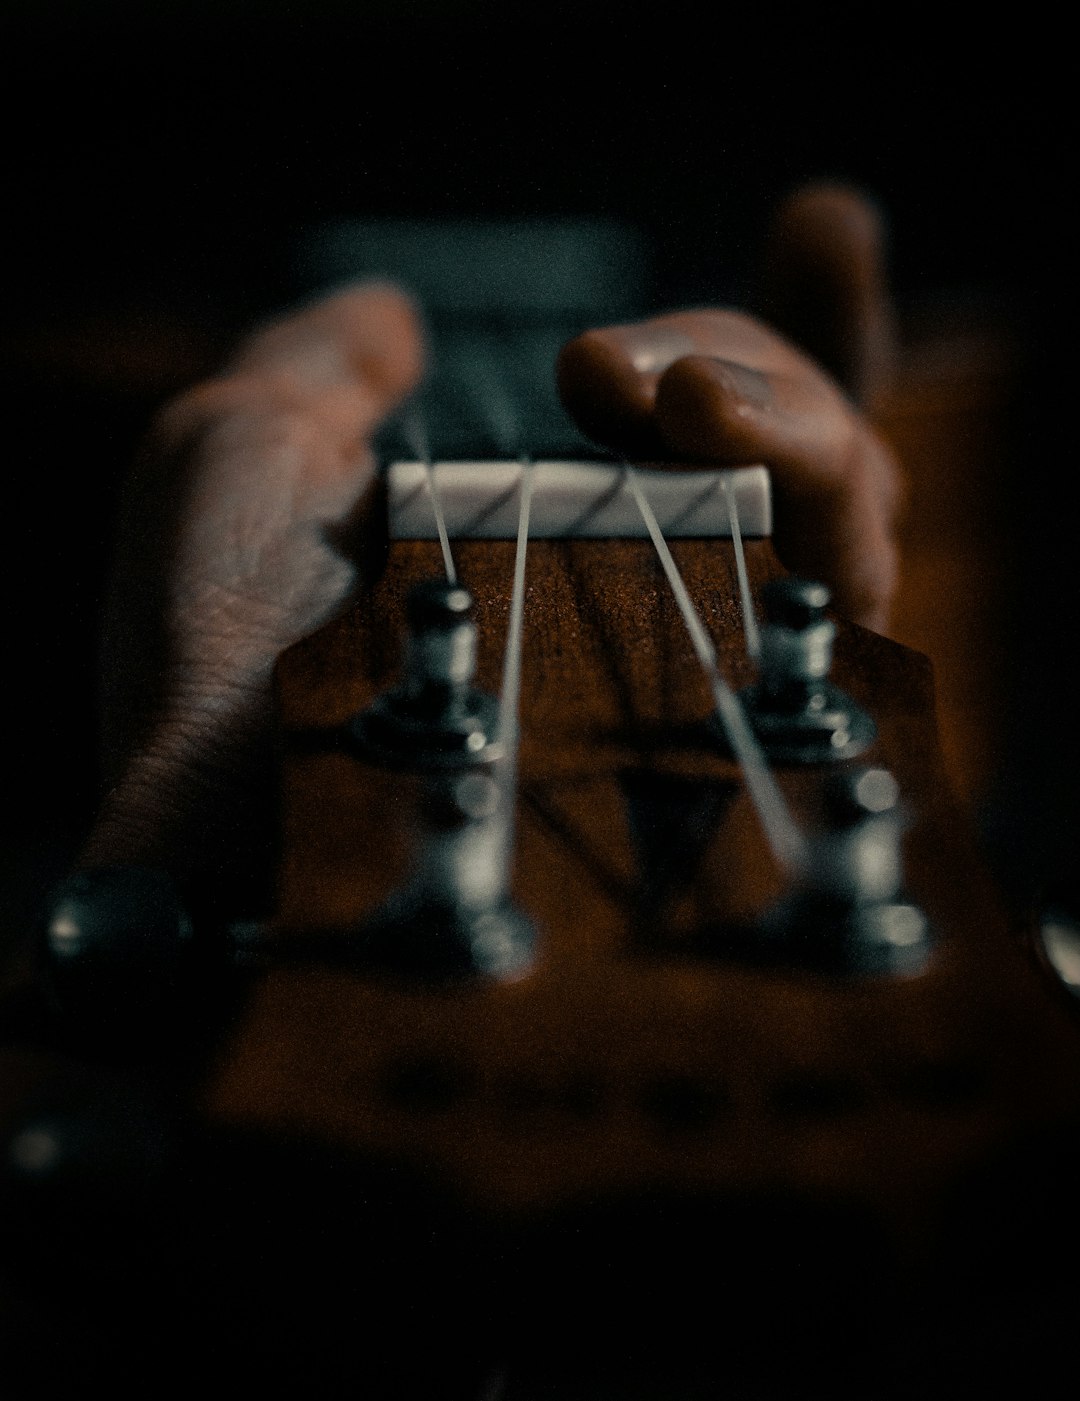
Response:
774,766,932,976
355,768,535,982
347,578,533,981
741,578,875,764
351,579,501,770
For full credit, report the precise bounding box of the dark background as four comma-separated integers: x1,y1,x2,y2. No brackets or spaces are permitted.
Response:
0,6,1070,920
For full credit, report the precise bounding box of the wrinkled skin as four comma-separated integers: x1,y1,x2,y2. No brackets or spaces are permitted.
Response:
82,284,426,899
81,185,900,905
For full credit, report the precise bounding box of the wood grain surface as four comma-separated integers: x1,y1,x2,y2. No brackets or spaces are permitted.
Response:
207,530,1080,1273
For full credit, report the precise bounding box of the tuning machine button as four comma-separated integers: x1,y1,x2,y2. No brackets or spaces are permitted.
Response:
740,578,875,764
350,579,501,769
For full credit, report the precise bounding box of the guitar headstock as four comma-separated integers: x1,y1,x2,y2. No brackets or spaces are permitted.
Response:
8,222,1078,1398
207,460,1080,1266
8,449,1080,1397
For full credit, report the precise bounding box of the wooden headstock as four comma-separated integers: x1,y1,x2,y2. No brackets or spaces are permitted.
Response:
6,457,1080,1397
206,465,1080,1276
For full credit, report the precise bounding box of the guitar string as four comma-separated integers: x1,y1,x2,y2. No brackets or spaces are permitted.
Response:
401,405,457,583
722,473,761,662
624,466,807,876
490,456,536,893
498,455,537,761
475,344,533,758
426,461,458,585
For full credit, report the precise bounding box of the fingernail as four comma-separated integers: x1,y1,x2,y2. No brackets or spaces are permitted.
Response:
707,358,773,409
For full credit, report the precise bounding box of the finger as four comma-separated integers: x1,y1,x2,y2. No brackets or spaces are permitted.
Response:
111,282,427,716
87,286,425,903
557,309,901,630
556,308,794,453
760,182,896,408
158,281,426,462
656,354,900,630
229,281,425,401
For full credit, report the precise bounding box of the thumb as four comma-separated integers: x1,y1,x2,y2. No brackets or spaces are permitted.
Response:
223,280,426,433
759,182,896,409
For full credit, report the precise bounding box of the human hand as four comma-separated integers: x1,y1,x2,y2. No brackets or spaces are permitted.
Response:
80,187,899,908
556,185,901,633
80,283,424,904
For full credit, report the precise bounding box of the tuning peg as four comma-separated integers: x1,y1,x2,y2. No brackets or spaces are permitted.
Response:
41,867,194,1046
351,768,534,982
343,579,534,979
740,577,875,764
3,1078,182,1216
778,765,931,976
351,579,501,769
763,576,832,633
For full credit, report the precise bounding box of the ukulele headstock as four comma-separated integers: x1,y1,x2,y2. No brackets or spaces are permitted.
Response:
12,224,1080,1398
207,459,1080,1265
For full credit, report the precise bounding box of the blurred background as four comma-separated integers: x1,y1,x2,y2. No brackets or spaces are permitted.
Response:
0,4,1070,930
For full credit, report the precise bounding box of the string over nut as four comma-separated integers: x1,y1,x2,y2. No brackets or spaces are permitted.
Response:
350,579,502,769
739,577,876,765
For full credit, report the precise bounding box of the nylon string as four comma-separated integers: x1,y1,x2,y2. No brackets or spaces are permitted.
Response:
402,407,456,584
625,466,806,876
497,456,536,764
722,473,761,661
